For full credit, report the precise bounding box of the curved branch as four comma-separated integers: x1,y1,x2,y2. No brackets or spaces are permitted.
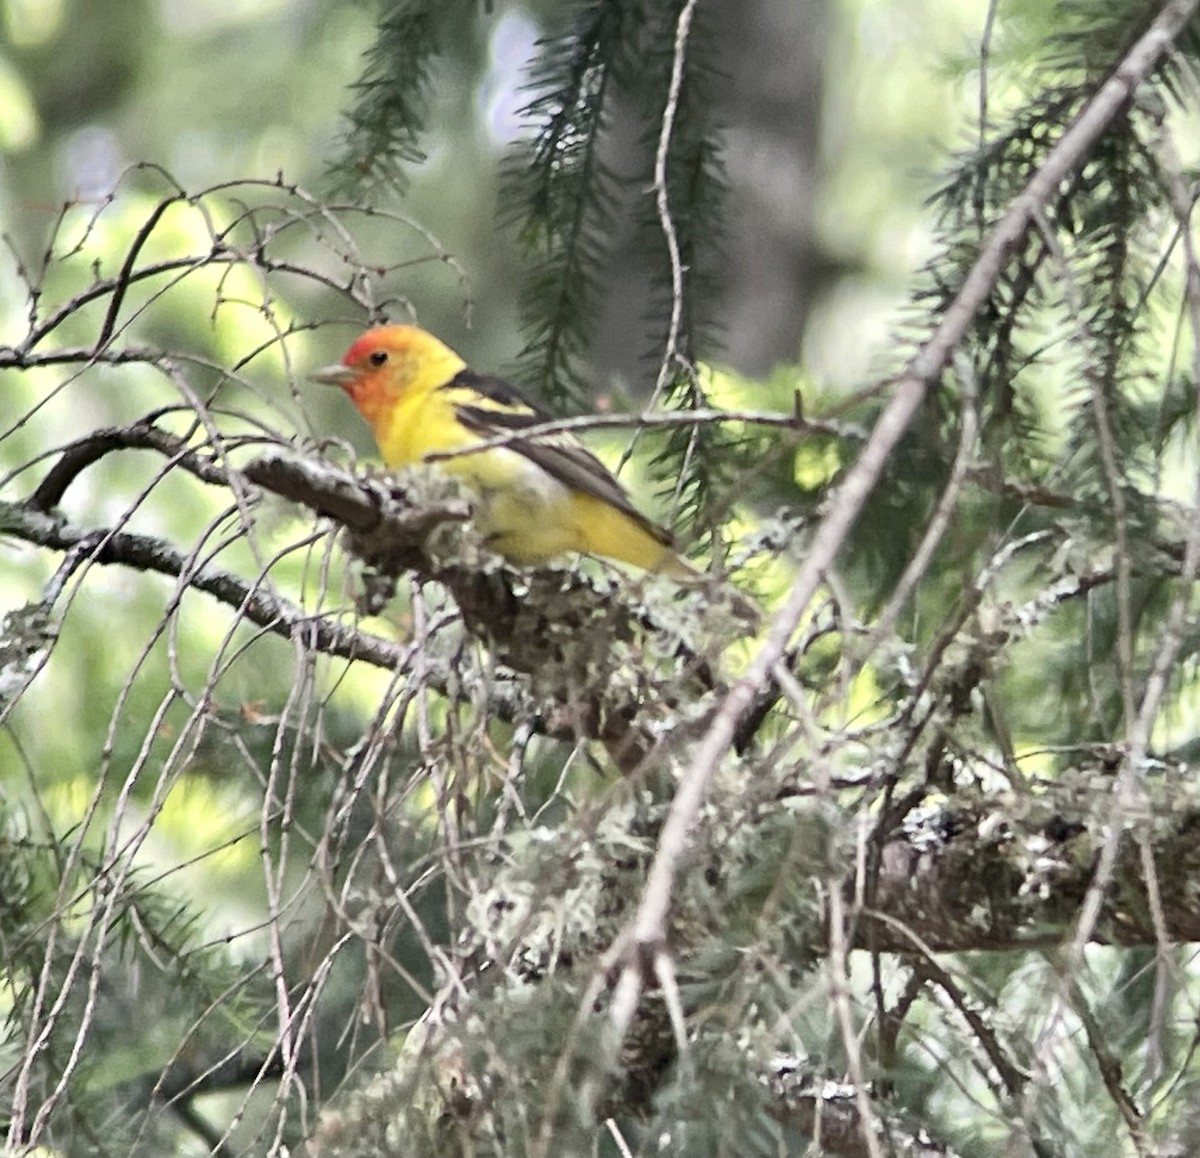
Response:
4,501,405,670
27,418,240,511
10,421,724,759
862,776,1200,951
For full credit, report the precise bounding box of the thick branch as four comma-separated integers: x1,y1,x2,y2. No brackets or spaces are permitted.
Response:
861,776,1200,951
11,432,722,762
767,1060,959,1157
3,501,405,670
244,452,724,771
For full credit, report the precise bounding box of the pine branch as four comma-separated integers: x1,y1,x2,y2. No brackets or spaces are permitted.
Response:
329,0,476,193
506,0,641,408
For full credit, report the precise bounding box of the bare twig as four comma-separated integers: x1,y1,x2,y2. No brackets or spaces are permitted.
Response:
420,404,853,464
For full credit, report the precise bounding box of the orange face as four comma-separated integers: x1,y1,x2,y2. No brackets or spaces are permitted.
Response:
310,324,468,428
309,326,413,423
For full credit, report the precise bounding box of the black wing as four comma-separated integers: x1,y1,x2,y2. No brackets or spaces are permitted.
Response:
444,369,673,546
444,368,549,415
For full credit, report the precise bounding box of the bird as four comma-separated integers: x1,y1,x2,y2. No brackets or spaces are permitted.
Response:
310,324,701,580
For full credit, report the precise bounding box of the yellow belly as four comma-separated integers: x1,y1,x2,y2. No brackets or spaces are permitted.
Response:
479,482,679,572
375,394,681,572
469,457,586,563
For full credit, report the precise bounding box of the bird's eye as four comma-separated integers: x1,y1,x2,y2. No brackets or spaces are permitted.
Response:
369,350,389,367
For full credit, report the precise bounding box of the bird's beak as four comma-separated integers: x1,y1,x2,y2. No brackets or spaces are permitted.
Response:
309,364,356,389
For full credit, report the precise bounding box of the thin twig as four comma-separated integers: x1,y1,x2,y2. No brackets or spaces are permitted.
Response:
420,404,850,463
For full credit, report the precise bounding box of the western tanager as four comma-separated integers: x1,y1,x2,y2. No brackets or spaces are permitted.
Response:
310,324,699,579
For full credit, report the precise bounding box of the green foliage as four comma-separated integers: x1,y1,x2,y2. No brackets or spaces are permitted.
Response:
833,0,1200,745
0,795,274,1153
503,0,644,408
505,0,735,537
632,3,742,548
311,776,836,1158
332,0,482,194
333,0,737,545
